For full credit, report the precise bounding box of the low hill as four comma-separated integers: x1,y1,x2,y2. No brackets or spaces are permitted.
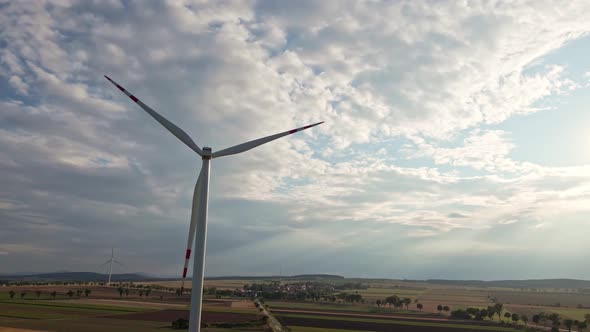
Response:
205,274,344,280
0,272,165,282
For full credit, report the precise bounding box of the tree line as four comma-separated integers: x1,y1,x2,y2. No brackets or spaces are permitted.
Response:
375,295,414,310
8,289,91,300
448,303,590,332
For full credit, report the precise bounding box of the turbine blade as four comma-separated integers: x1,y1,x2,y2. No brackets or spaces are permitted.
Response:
114,260,124,266
180,170,202,294
212,121,323,158
104,75,203,156
99,259,111,267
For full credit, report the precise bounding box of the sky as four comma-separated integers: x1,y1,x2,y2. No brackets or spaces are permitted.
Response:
1,1,590,281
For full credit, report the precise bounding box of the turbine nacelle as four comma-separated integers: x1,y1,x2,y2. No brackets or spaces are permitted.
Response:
202,147,212,160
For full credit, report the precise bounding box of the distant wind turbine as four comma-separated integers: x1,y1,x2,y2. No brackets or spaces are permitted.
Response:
100,247,122,285
104,75,322,332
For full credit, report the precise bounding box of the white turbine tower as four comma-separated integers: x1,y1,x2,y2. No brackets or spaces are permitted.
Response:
100,247,122,285
104,75,322,331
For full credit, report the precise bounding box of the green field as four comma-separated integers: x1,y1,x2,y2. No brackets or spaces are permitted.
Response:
545,307,590,321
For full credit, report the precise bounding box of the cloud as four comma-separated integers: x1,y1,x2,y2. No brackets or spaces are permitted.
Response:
406,130,519,172
447,212,468,219
0,1,589,279
8,75,28,95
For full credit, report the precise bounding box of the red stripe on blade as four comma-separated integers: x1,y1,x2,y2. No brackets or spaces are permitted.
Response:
185,249,192,259
115,84,125,92
182,267,188,277
289,129,297,134
130,95,139,102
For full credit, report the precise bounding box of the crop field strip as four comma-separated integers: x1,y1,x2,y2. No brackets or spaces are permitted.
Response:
107,308,261,323
491,290,590,306
351,287,425,297
272,308,454,321
1,300,149,312
276,313,519,332
502,304,590,322
0,307,79,320
202,305,260,314
0,298,265,332
0,300,152,320
267,301,374,312
0,315,179,332
289,327,372,332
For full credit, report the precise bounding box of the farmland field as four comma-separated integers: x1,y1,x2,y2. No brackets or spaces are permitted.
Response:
259,278,590,331
276,313,519,332
0,287,266,332
491,289,590,307
267,301,374,312
2,277,590,331
144,279,252,290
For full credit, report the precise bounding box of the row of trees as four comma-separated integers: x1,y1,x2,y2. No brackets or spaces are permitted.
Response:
8,289,91,300
116,287,152,297
375,295,414,310
2,281,107,286
530,312,589,331
437,304,451,313
336,292,363,303
448,303,590,332
450,306,526,324
453,303,512,322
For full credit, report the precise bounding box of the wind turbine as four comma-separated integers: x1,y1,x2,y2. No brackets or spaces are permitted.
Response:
100,247,122,285
104,75,322,331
